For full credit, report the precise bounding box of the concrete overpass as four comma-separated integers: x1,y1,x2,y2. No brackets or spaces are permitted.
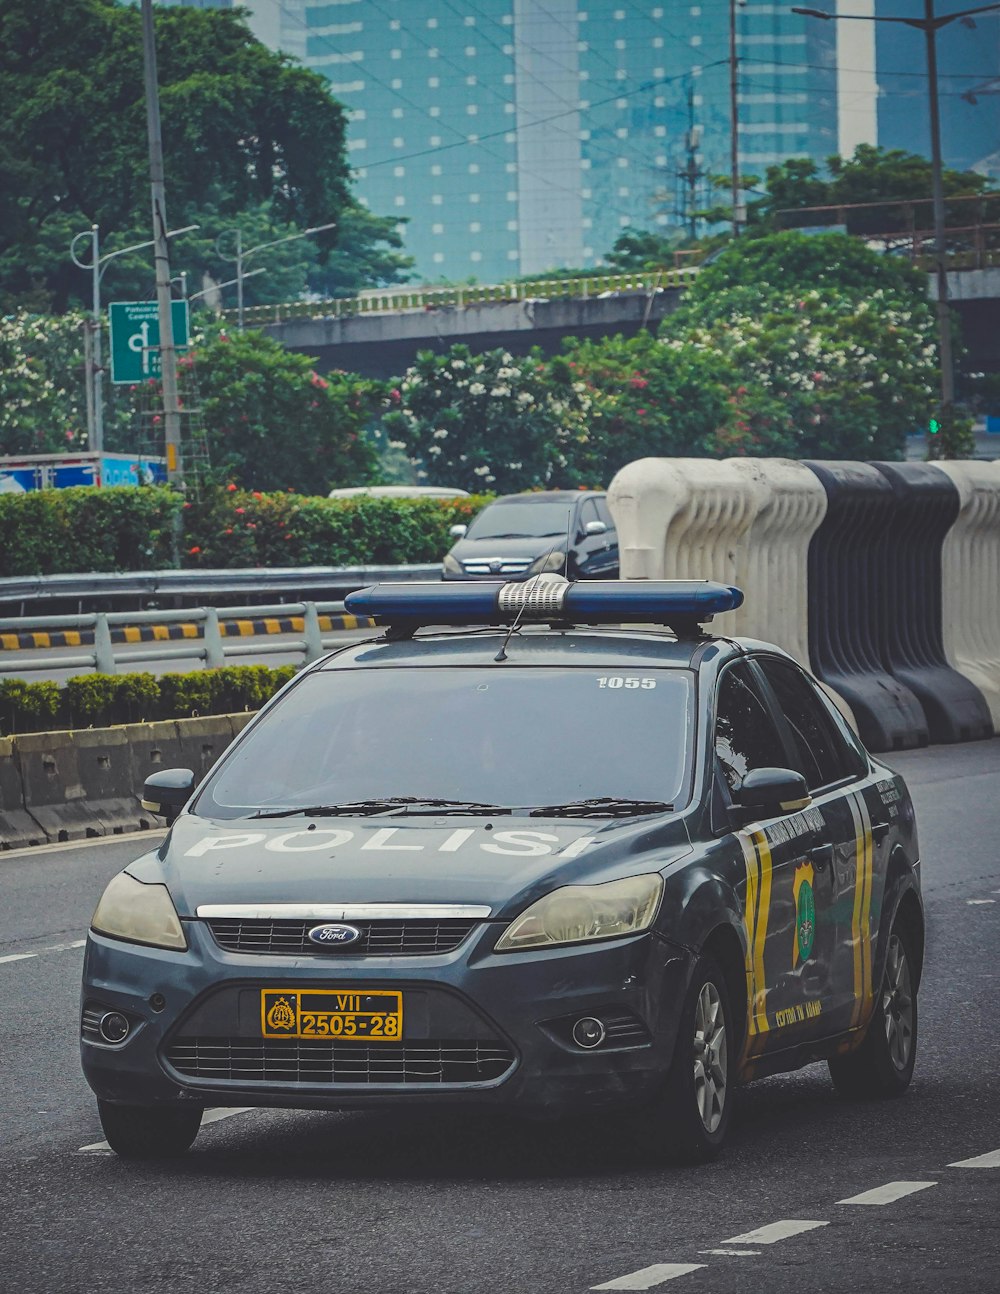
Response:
251,266,1000,380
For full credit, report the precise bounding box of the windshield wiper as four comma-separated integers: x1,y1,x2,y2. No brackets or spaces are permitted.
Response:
249,797,509,820
527,797,674,819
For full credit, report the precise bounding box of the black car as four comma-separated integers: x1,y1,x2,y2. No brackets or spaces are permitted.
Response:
82,577,922,1164
442,489,618,580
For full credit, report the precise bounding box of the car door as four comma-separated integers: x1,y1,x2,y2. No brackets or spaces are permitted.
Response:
594,496,620,577
714,661,840,1066
752,653,885,1040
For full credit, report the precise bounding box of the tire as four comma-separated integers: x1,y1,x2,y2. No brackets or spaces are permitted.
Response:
647,954,736,1164
828,920,918,1100
97,1100,202,1160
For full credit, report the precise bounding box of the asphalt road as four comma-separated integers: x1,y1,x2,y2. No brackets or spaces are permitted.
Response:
1,741,999,1294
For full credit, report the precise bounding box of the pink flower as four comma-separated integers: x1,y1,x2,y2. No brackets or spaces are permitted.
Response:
390,388,401,403
235,507,245,515
226,483,237,492
188,545,201,555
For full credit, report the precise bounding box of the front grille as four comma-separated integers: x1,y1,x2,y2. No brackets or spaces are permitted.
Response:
206,918,479,956
462,559,531,575
165,1037,515,1085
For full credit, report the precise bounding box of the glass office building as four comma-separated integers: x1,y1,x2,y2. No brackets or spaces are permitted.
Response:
211,2,995,281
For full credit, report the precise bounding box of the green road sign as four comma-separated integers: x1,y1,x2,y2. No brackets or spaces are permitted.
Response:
108,301,190,385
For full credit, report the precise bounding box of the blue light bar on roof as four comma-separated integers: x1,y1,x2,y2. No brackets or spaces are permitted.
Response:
345,578,743,631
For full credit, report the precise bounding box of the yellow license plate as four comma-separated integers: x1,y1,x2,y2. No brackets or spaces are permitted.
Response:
260,989,403,1042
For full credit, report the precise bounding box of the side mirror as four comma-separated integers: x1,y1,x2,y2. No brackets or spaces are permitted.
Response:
449,523,467,538
141,768,195,824
583,519,608,537
733,767,811,818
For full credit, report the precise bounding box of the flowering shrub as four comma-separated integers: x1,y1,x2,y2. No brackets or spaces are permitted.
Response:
0,312,89,454
382,345,594,494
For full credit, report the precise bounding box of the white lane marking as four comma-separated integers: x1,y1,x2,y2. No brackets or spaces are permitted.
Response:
591,1265,706,1290
949,1148,1000,1169
0,830,166,860
719,1220,829,1246
79,1106,253,1152
0,938,87,966
966,899,995,906
838,1181,936,1205
699,1249,760,1257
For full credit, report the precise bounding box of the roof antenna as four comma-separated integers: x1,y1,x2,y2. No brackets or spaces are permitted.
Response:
494,508,571,663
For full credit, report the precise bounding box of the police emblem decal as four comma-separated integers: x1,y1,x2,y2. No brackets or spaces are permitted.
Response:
792,862,816,967
266,995,296,1031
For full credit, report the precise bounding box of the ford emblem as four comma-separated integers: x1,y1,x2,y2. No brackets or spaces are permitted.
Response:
307,923,362,948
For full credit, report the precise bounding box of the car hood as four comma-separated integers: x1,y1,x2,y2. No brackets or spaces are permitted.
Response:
448,535,562,561
129,812,693,919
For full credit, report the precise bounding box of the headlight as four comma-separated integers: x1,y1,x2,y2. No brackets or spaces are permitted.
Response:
442,552,463,575
526,548,568,575
91,872,188,951
494,874,663,952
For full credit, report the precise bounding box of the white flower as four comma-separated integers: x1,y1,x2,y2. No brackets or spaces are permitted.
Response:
490,385,511,398
432,427,448,439
428,445,442,455
469,382,486,395
451,359,466,370
473,465,491,477
516,392,534,406
388,439,406,449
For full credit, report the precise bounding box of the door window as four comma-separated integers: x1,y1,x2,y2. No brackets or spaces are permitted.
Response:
714,664,789,795
579,499,600,533
756,656,862,790
595,497,614,530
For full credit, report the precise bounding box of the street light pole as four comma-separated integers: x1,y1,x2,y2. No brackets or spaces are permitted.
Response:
216,221,337,331
140,0,182,484
729,0,744,236
791,1,1000,453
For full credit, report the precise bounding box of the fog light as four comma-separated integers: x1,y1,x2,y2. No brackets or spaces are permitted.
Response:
572,1016,606,1049
98,1011,130,1044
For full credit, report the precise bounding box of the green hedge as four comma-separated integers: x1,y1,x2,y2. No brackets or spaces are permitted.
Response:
0,486,492,576
0,665,298,736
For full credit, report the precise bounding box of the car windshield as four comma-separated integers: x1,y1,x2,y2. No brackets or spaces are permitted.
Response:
197,667,692,820
465,503,576,540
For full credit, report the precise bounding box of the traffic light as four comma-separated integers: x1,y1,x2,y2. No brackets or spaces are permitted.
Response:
929,417,941,436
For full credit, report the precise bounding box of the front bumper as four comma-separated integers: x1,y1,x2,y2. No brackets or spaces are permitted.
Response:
81,919,693,1114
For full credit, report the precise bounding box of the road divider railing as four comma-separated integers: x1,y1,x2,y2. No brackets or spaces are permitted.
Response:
608,455,1000,753
0,713,250,849
231,267,699,328
0,602,375,675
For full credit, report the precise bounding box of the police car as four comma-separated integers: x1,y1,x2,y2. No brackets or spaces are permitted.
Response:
81,578,922,1162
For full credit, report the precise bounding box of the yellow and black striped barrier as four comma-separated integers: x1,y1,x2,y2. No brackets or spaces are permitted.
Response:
0,614,375,653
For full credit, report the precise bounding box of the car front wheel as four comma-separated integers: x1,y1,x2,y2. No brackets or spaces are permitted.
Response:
829,922,918,1099
647,955,735,1163
97,1100,203,1159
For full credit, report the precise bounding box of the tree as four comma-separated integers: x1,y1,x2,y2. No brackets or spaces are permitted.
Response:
306,205,415,298
605,229,684,271
186,331,380,494
0,0,351,311
752,144,998,237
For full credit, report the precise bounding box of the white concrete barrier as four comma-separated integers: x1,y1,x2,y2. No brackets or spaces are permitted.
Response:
607,456,856,729
932,460,1000,728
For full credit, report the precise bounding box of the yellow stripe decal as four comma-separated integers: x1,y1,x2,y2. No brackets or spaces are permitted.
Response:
264,618,281,635
64,631,81,647
0,634,17,650
751,830,772,1044
342,614,358,631
856,790,874,1019
152,624,169,641
181,624,198,639
122,626,140,643
740,832,760,1041
32,632,50,649
237,620,254,637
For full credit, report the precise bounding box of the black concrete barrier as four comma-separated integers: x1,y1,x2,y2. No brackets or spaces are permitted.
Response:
805,461,929,752
871,462,994,744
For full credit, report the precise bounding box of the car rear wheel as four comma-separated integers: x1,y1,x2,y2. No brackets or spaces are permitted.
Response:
828,922,918,1099
648,955,735,1163
97,1100,202,1159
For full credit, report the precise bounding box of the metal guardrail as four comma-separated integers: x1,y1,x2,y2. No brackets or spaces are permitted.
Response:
227,268,699,329
0,563,441,614
0,602,367,675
